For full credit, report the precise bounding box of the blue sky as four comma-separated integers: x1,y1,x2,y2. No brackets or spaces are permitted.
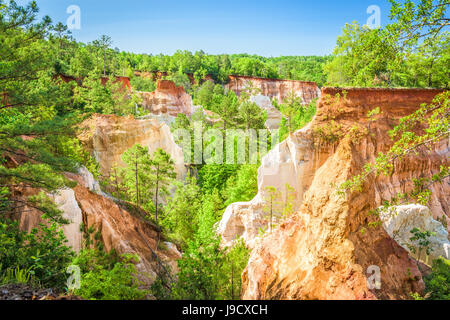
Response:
27,0,393,56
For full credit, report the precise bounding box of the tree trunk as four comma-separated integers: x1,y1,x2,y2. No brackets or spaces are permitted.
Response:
103,49,106,76
135,158,139,210
428,61,434,88
155,166,160,224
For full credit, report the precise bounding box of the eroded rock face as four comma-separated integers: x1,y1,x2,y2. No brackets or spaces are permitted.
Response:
225,75,320,105
140,80,194,117
218,125,317,248
237,87,448,300
78,114,187,180
11,171,181,285
250,95,283,130
380,204,450,265
48,188,83,253
71,181,181,282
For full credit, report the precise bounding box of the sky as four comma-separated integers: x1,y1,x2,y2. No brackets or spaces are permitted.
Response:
25,0,394,56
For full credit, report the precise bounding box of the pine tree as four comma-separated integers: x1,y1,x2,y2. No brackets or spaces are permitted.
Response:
0,1,81,222
120,144,153,212
162,175,202,247
148,148,176,224
279,91,304,134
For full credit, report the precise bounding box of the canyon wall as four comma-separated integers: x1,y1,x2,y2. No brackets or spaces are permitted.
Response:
140,80,194,117
220,87,448,300
225,75,320,105
10,170,181,284
78,114,187,181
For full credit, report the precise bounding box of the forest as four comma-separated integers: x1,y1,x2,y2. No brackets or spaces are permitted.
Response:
0,0,449,301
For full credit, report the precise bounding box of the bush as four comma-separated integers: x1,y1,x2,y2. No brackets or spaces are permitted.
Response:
0,219,74,290
424,258,450,300
278,100,316,141
130,76,156,92
72,249,148,300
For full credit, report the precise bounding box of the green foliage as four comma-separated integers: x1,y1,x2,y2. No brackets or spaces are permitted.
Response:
165,71,192,91
261,184,296,234
221,239,250,300
408,227,436,261
223,164,258,206
423,258,450,300
0,1,90,221
278,99,317,141
325,1,449,88
124,51,331,86
113,145,175,223
1,266,34,285
73,73,141,116
150,148,177,223
162,175,202,248
130,75,156,92
313,120,343,143
72,249,148,300
324,22,398,87
119,144,154,212
171,193,224,300
198,164,239,194
0,219,74,289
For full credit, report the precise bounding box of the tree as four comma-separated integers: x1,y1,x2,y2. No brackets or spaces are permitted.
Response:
324,22,398,87
51,22,72,61
221,239,249,300
99,35,113,76
73,73,138,115
262,184,296,233
423,258,450,300
387,0,449,49
171,192,224,300
120,145,153,212
263,186,282,233
0,0,83,221
214,90,240,131
148,149,176,224
237,83,266,130
223,164,258,206
107,162,126,201
0,218,74,289
161,175,202,247
339,91,449,203
325,1,450,88
278,91,304,134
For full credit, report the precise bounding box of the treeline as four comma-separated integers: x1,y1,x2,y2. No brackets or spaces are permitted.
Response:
123,52,332,86
35,20,332,87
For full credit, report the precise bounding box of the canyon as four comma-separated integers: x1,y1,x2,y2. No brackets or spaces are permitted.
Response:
219,87,449,300
135,74,320,130
225,75,320,105
7,73,449,299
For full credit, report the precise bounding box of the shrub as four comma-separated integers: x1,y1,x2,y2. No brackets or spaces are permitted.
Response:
72,249,148,300
0,219,74,290
424,258,450,300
